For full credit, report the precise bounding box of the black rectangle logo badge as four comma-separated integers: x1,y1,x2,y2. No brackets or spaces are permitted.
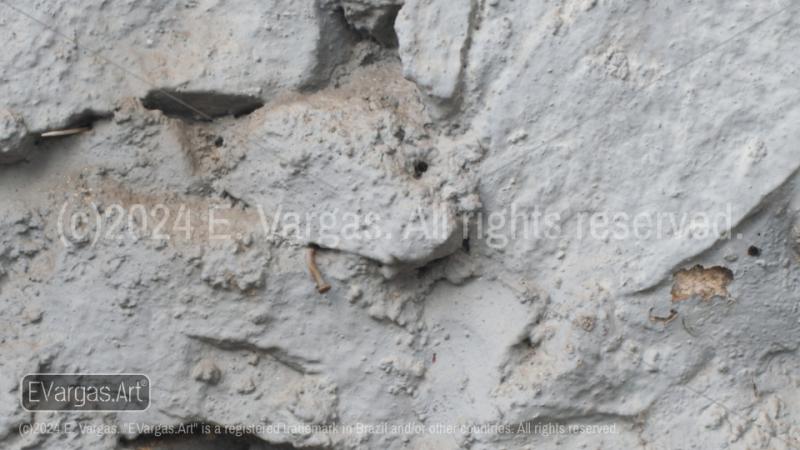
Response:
21,374,150,411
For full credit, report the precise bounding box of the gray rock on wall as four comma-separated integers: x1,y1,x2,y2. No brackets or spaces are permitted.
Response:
0,110,29,164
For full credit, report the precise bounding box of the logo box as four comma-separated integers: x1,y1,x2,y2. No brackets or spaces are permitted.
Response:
21,373,150,411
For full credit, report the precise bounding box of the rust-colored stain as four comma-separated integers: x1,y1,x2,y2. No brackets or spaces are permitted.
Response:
671,265,733,302
672,265,733,302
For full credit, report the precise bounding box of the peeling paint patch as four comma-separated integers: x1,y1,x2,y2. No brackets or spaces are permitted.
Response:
671,265,734,302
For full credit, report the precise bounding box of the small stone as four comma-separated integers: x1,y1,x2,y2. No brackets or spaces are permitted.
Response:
191,359,222,385
507,129,527,144
236,377,256,394
23,306,44,324
0,109,29,164
347,285,363,303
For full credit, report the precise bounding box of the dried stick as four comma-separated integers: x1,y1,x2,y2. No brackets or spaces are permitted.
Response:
306,246,331,294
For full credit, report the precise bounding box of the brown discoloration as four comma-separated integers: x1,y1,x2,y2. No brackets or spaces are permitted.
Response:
166,120,226,175
671,265,733,302
249,60,426,130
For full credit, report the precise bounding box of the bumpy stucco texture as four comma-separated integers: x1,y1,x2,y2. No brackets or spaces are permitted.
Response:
1,1,799,449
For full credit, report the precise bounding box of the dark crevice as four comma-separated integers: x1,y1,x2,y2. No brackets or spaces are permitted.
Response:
300,1,402,92
186,334,321,375
333,5,366,39
61,109,112,129
220,190,250,210
33,109,111,143
337,1,401,48
141,90,264,121
0,109,111,165
117,422,327,450
374,5,401,47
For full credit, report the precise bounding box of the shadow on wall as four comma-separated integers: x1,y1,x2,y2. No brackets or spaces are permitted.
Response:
117,422,329,450
141,90,265,121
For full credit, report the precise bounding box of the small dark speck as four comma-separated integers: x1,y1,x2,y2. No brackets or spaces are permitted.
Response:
413,160,428,178
747,245,761,257
214,136,224,147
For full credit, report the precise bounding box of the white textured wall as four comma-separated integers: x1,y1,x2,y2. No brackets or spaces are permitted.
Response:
1,1,799,449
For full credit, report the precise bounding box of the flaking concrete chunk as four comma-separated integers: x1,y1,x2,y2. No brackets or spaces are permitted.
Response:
220,61,477,271
0,110,29,165
395,0,473,100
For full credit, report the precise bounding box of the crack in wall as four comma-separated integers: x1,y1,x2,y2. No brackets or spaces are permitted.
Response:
141,91,265,121
117,421,327,450
186,334,322,375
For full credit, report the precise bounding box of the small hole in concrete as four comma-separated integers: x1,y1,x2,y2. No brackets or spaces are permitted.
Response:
747,245,761,257
413,160,428,178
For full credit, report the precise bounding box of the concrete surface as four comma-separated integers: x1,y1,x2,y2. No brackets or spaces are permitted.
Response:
1,0,799,449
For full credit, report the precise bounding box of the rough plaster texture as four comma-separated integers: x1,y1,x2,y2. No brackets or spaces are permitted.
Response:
1,0,800,449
